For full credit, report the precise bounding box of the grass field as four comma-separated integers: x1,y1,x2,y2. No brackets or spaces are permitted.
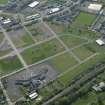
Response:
83,42,105,54
0,33,13,57
39,80,64,101
26,22,54,43
72,73,105,105
47,21,67,34
59,53,105,86
0,56,23,76
0,49,12,57
36,11,105,102
73,45,94,60
68,12,100,40
46,12,97,36
0,32,4,44
1,10,104,104
0,0,8,4
50,52,78,73
73,92,105,105
21,39,65,64
73,12,96,26
72,92,98,105
10,31,34,48
60,35,87,48
26,24,43,42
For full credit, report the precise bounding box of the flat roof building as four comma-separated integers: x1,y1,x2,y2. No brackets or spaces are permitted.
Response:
26,14,40,20
3,18,11,24
88,3,102,11
92,82,105,92
29,92,38,100
28,1,39,8
48,8,60,14
96,35,105,46
96,39,105,45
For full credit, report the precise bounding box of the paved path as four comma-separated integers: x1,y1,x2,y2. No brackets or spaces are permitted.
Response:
19,14,37,42
58,53,97,78
42,21,82,63
42,57,105,105
0,26,28,69
0,81,13,105
19,36,56,52
0,50,67,80
0,38,6,48
0,51,16,60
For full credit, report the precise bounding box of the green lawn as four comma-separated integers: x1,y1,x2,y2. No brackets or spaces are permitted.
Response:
46,21,67,34
21,33,35,46
60,35,87,48
31,11,105,105
68,28,100,40
0,32,13,57
68,12,100,40
73,12,96,26
72,92,98,105
0,32,4,44
26,24,43,42
50,52,78,73
83,41,105,54
11,32,34,48
0,0,8,4
37,53,105,104
59,53,105,86
39,80,64,102
21,39,65,64
72,71,105,105
73,45,94,60
0,56,23,76
0,49,12,57
73,40,105,61
72,87,105,105
46,12,100,40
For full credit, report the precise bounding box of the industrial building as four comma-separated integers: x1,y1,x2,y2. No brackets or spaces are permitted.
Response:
96,35,105,46
92,82,105,92
48,7,60,14
28,91,38,100
88,3,102,11
28,1,39,8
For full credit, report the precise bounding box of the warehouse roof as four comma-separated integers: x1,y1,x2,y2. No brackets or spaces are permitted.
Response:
29,92,38,100
96,39,105,45
49,8,60,14
88,3,102,11
28,1,39,8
